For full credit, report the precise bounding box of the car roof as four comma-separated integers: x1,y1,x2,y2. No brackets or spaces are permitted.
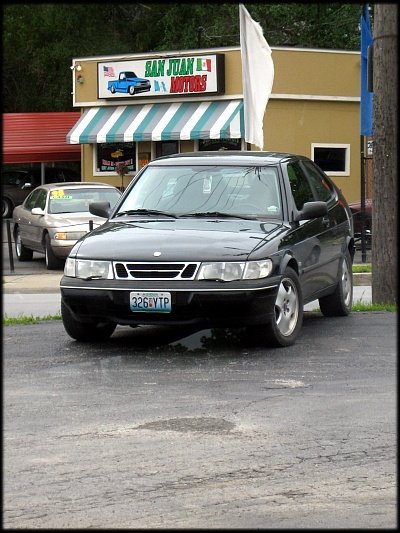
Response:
35,182,120,191
148,151,304,166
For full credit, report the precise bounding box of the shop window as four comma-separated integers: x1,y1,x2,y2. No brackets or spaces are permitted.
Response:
95,142,136,174
155,141,179,158
138,152,151,169
198,139,242,151
311,144,350,176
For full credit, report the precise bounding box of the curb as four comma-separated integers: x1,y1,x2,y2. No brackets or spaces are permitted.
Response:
353,273,371,286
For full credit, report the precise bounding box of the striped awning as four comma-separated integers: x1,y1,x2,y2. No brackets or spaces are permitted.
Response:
67,100,244,144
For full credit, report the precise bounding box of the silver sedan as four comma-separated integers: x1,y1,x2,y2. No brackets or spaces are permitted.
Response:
12,182,121,269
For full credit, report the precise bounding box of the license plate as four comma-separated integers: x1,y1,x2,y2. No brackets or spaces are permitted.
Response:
130,291,171,313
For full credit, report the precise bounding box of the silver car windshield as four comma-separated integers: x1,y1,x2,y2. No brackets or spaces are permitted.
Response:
48,188,121,214
117,165,282,217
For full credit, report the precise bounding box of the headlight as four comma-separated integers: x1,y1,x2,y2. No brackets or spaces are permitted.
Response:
197,259,272,281
54,231,87,241
64,258,114,279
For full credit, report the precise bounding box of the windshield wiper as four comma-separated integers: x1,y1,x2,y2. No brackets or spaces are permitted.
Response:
114,209,177,219
182,211,256,220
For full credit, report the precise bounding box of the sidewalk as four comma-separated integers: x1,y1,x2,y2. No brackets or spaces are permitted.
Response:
3,272,63,294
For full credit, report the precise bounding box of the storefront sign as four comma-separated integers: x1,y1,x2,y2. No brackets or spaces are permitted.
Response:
97,54,224,99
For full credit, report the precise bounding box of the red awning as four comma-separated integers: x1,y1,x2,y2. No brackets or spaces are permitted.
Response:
3,112,82,164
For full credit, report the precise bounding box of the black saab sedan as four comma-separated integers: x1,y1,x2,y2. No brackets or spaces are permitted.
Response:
60,151,355,347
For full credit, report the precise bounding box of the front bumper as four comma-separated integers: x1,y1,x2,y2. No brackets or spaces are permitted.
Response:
52,244,75,259
60,276,280,327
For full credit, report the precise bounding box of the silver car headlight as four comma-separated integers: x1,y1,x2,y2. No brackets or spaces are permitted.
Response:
64,258,114,280
197,259,273,282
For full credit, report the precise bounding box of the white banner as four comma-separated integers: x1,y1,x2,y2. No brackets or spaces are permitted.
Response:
239,4,274,150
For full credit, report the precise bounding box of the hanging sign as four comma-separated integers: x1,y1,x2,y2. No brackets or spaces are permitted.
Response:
97,54,224,99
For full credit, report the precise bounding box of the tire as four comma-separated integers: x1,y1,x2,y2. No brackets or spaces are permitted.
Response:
319,250,353,316
15,226,33,261
110,85,116,94
44,234,64,270
2,197,13,219
251,267,303,347
128,85,135,95
61,300,116,342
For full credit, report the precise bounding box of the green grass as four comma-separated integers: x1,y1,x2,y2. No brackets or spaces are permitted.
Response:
3,314,61,326
352,302,396,312
353,263,372,273
308,302,396,313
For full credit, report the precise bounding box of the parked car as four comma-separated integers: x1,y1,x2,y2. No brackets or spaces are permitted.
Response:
349,198,372,248
13,182,122,270
2,166,81,218
60,151,355,346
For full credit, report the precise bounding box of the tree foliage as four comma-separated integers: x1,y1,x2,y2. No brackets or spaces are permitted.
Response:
3,2,362,112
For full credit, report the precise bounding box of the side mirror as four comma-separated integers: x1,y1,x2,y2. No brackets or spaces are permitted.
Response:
89,201,111,219
295,201,328,221
22,182,32,190
31,207,45,216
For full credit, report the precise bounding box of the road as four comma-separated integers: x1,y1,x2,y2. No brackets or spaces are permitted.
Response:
3,312,397,529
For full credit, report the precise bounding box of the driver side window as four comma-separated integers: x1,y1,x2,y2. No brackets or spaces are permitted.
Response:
25,190,41,210
287,162,314,211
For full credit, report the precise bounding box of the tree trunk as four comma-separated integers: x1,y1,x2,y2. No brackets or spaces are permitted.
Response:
371,4,398,305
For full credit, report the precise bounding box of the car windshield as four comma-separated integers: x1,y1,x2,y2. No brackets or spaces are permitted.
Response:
48,188,121,214
116,165,282,217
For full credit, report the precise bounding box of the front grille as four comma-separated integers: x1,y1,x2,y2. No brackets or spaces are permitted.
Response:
113,261,200,280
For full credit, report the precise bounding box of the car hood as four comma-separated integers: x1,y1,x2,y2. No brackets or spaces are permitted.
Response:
44,213,106,228
72,218,287,262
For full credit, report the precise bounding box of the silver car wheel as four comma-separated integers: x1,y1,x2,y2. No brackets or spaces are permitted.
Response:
341,256,352,307
15,231,22,256
274,276,300,337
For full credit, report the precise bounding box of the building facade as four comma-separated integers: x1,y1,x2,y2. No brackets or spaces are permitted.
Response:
67,46,363,202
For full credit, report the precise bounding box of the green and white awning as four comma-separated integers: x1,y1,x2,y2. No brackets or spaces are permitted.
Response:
67,100,244,144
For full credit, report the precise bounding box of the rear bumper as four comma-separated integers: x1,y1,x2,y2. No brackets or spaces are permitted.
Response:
60,277,280,327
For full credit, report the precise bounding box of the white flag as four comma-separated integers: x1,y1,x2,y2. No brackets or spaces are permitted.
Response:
239,3,274,150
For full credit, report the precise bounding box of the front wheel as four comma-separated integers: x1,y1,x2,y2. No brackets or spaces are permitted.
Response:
15,226,33,261
128,85,135,95
319,251,353,316
45,234,64,270
251,267,303,347
61,301,116,342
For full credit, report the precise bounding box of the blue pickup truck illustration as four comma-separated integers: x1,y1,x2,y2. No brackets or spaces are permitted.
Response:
107,71,151,95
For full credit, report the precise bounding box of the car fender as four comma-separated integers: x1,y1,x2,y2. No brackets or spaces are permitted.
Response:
279,252,299,276
346,235,356,262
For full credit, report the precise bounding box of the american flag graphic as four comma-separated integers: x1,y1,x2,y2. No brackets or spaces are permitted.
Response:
103,66,115,77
